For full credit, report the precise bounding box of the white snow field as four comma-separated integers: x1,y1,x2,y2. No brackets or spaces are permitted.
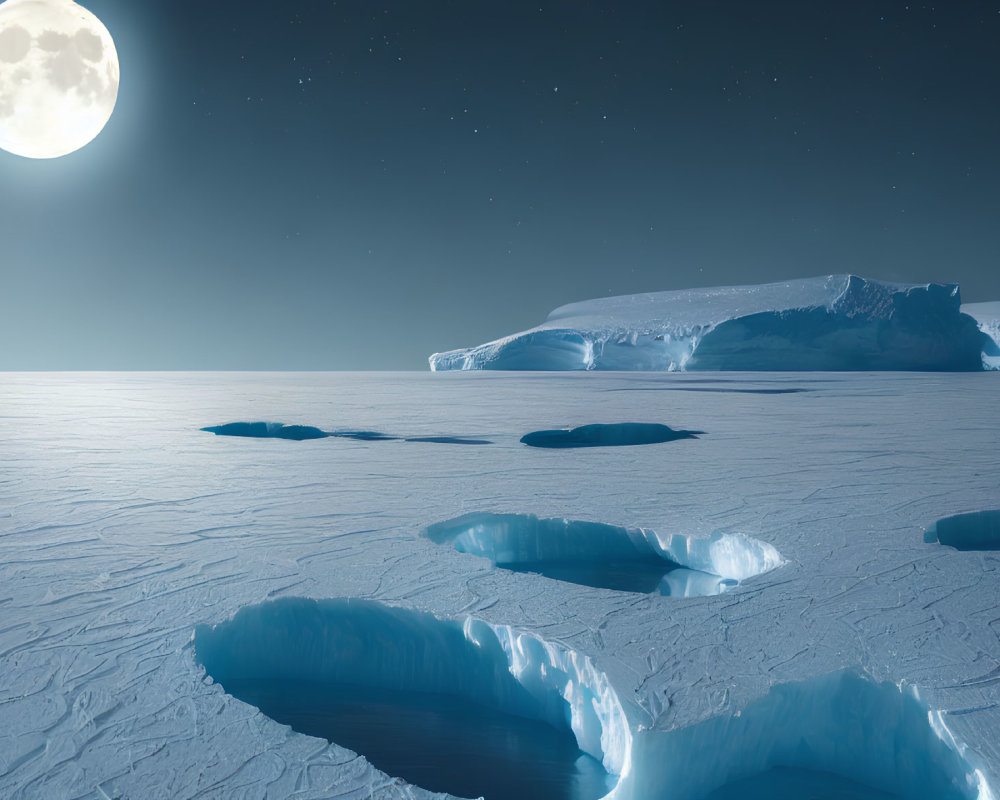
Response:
0,371,998,800
429,275,994,372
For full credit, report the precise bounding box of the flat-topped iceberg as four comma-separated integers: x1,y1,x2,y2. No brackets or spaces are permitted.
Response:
430,275,991,372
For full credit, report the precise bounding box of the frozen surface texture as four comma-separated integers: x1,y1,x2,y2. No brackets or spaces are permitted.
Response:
425,512,780,596
430,275,989,371
0,371,998,800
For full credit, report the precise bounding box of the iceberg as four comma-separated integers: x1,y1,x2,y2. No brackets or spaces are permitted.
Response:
430,275,989,372
962,301,1000,370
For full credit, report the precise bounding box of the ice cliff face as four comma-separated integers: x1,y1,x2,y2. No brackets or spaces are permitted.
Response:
430,275,990,372
962,302,1000,370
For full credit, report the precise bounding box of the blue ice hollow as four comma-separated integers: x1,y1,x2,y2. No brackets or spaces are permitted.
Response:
425,513,783,596
195,598,629,796
429,275,993,371
201,421,329,440
924,510,1000,551
200,424,493,445
623,670,994,800
520,422,702,448
194,601,993,800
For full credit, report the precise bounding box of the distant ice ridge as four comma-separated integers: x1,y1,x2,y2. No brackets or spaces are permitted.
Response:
430,274,990,371
962,301,1000,370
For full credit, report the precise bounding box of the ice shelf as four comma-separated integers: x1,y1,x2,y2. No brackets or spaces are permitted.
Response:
430,275,991,371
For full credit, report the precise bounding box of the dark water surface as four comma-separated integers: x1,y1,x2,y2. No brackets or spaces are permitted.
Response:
504,557,676,593
703,766,900,800
222,679,613,800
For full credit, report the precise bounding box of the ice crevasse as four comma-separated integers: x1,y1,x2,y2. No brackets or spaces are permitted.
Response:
429,275,995,371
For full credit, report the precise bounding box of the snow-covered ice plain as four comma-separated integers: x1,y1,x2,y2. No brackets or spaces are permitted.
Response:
1,369,998,799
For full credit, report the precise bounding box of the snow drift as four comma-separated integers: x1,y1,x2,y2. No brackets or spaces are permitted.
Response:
430,275,990,372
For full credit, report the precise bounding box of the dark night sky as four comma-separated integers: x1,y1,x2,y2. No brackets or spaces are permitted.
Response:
2,0,999,369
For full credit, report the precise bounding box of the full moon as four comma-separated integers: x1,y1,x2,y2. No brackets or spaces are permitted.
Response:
0,0,118,159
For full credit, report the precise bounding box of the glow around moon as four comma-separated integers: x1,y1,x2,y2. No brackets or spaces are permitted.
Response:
0,0,119,159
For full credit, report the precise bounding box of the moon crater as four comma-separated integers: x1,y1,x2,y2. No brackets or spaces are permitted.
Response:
0,23,30,62
74,28,101,61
